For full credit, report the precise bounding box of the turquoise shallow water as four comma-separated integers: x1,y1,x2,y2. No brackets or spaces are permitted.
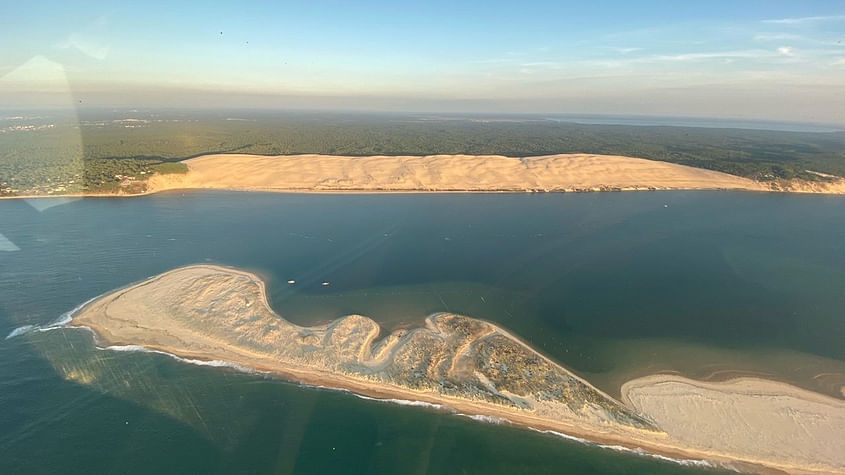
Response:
2,191,845,474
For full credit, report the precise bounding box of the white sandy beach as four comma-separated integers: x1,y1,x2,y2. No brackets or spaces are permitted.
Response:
622,375,845,474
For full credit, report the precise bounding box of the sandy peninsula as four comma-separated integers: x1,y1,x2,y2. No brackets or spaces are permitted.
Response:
69,265,845,474
143,153,771,194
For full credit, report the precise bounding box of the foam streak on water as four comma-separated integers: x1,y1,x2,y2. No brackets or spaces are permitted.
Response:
531,429,721,470
316,390,718,471
352,393,450,411
98,344,265,375
457,413,508,424
5,295,106,340
5,325,36,340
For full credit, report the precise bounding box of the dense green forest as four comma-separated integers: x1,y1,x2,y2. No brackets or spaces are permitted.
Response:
1,111,844,195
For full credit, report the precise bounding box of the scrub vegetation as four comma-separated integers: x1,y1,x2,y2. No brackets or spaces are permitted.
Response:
2,110,843,195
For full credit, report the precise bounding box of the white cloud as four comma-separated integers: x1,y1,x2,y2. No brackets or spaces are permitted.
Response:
615,47,643,54
762,15,845,25
655,50,764,61
753,33,804,42
778,46,796,57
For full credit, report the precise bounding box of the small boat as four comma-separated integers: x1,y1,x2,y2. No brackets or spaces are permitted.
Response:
321,281,330,286
287,280,295,285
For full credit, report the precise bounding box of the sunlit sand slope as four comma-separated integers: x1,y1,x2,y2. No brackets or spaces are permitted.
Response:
147,153,767,193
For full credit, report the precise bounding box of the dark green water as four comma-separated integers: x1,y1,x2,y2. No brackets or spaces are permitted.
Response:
3,191,845,474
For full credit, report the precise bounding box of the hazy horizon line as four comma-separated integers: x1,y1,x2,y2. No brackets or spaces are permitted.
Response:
3,105,842,133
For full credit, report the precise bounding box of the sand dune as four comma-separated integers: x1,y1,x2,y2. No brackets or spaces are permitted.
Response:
69,265,845,474
146,153,768,194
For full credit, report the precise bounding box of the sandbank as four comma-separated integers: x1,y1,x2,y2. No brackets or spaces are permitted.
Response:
623,375,845,474
69,265,845,474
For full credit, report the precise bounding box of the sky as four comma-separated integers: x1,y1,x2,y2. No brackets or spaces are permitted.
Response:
2,1,845,124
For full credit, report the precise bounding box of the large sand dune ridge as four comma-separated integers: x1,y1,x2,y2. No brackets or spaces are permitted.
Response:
146,153,769,193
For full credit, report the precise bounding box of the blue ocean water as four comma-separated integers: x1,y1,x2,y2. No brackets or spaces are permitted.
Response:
3,190,844,473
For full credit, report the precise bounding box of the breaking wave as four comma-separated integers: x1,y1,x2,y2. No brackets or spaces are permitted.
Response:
457,413,508,424
532,429,718,469
50,294,101,327
5,295,114,340
5,325,36,340
352,394,449,411
99,344,265,374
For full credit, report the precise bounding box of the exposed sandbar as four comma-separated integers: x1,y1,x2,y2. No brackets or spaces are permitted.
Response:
622,375,845,474
69,265,845,474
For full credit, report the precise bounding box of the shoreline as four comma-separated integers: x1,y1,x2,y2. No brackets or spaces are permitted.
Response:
0,185,767,201
66,264,845,474
5,152,844,200
70,310,726,471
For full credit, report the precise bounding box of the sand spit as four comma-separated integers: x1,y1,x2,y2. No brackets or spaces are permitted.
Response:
69,265,845,474
622,375,845,475
142,153,769,194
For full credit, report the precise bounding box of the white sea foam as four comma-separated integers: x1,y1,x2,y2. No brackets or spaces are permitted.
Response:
5,324,36,340
86,347,458,417
322,394,715,470
5,296,102,340
532,429,590,444
457,413,508,424
43,313,72,329
55,294,101,323
352,394,449,411
33,294,103,335
98,344,264,374
303,384,352,394
102,344,158,353
532,428,717,468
